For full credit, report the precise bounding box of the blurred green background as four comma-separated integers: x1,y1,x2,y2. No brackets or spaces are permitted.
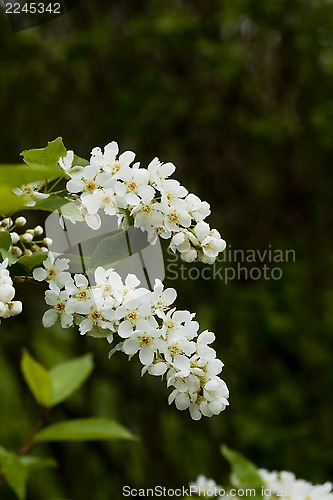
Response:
1,0,333,498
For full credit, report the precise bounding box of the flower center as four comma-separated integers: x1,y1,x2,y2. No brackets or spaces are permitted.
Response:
203,241,213,249
169,345,181,356
112,162,121,173
102,194,112,204
103,284,113,294
48,268,57,279
85,180,97,192
155,299,166,310
127,181,138,192
55,302,65,313
168,212,179,223
165,319,176,331
127,310,138,322
142,205,152,214
78,290,88,300
90,310,102,323
139,333,153,347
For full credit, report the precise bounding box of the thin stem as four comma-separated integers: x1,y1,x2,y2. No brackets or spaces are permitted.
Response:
0,407,51,488
17,407,51,457
45,177,62,194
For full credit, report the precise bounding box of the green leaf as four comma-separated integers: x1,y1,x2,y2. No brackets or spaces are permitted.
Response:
0,159,65,213
0,165,62,188
49,354,94,406
0,248,18,265
0,185,26,213
0,233,14,263
88,231,129,271
221,445,263,492
31,195,82,221
20,137,66,170
17,252,47,271
73,154,89,167
0,231,11,251
19,456,57,470
21,350,52,408
34,418,137,442
0,446,28,500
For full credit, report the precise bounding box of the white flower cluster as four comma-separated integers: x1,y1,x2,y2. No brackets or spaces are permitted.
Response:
259,469,333,500
33,252,229,420
59,142,226,263
188,472,333,499
0,216,52,258
0,259,22,323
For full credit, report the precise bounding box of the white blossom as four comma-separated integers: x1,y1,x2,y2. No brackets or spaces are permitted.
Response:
0,259,22,323
12,182,49,207
33,252,71,287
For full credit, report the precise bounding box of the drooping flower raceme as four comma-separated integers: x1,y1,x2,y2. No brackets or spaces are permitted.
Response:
51,141,227,263
11,140,229,419
34,252,229,420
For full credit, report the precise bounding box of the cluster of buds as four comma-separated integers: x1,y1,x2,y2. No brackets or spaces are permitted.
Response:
0,216,52,258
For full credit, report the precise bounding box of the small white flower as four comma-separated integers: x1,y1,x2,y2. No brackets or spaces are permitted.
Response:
80,204,102,230
115,296,152,338
65,274,92,314
132,201,164,231
159,309,199,340
42,282,73,328
185,193,211,222
66,164,101,194
160,179,188,207
81,187,117,216
151,279,177,315
114,166,155,207
162,202,192,233
78,304,111,335
33,252,71,287
59,150,73,172
147,157,175,189
13,183,49,207
122,318,161,366
90,141,136,177
191,221,226,263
